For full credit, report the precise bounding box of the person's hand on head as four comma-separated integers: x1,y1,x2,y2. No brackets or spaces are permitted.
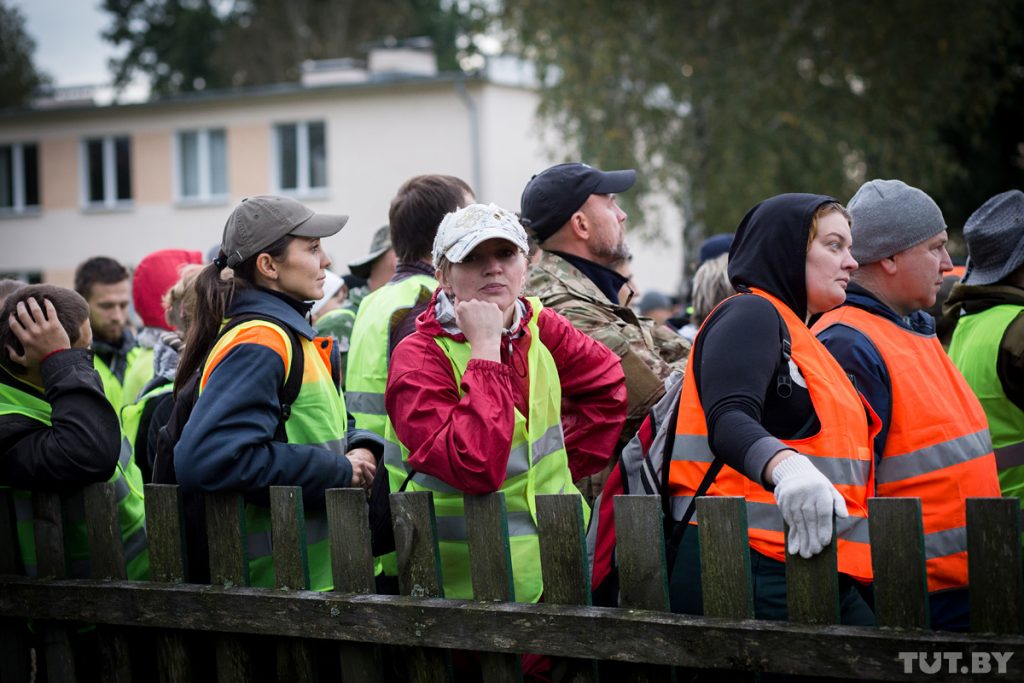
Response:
6,298,71,369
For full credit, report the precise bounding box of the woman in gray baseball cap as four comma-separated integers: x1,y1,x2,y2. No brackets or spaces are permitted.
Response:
172,195,382,590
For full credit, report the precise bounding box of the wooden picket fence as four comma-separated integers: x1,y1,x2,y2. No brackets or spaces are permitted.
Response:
1,484,1023,682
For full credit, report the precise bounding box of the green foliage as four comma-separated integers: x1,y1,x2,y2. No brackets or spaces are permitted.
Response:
496,0,1022,266
0,0,51,108
102,0,479,97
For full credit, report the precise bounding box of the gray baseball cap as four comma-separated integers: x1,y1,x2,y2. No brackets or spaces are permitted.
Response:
348,225,393,278
222,196,348,268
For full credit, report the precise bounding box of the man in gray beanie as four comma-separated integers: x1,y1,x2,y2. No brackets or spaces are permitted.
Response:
814,179,1000,632
946,190,1024,534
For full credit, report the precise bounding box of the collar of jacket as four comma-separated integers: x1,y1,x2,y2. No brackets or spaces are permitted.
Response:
228,286,317,340
534,251,634,311
840,282,935,335
943,282,1024,319
391,260,436,284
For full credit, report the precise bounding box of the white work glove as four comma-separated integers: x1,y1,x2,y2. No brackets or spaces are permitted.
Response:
771,453,847,559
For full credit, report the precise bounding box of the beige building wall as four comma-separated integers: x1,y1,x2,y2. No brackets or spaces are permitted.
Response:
133,131,172,205
227,122,270,198
39,137,78,211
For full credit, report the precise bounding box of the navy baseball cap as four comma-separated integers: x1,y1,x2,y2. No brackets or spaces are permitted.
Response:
519,162,636,242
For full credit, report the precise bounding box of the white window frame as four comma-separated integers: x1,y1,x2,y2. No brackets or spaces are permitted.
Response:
0,141,40,216
79,135,133,210
173,127,229,206
272,120,328,198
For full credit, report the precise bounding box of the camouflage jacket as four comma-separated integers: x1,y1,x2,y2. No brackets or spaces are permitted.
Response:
526,251,689,440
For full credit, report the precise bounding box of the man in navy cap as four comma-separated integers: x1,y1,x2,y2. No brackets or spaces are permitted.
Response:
520,163,689,477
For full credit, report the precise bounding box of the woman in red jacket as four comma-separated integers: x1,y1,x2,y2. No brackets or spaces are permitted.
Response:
384,202,627,607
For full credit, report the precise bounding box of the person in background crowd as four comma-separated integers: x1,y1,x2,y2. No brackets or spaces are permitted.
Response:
311,270,348,322
673,233,736,332
668,194,876,625
946,189,1024,546
384,204,625,677
120,249,204,405
816,179,999,631
520,162,688,499
0,284,148,579
636,290,676,327
680,252,734,342
0,278,27,306
120,263,204,483
74,256,142,410
174,195,380,590
347,176,473,437
316,224,396,387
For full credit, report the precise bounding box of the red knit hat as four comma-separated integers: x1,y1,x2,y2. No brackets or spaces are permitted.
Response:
132,249,204,330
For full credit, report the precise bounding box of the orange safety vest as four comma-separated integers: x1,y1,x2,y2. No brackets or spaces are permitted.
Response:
668,288,877,582
814,305,1000,593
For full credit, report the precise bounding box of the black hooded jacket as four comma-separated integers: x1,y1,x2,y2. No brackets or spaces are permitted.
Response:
692,193,837,483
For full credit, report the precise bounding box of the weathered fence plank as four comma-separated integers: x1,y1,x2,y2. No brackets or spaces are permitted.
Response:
392,491,452,683
537,494,596,683
465,493,522,683
6,579,1024,681
326,487,380,683
614,494,672,683
968,497,1024,634
35,491,77,682
270,486,315,682
85,482,133,683
206,493,251,683
697,496,753,620
145,484,191,683
785,520,839,625
869,497,929,629
0,488,31,683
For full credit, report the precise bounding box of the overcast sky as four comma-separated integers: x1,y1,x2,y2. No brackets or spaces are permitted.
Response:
14,0,113,87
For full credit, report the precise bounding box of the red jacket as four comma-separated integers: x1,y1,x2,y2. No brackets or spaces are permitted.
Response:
385,291,627,494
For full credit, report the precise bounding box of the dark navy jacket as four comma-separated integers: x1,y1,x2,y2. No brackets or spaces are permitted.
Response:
816,282,936,464
174,287,383,506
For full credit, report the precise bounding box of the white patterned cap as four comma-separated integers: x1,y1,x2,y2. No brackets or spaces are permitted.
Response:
432,203,530,268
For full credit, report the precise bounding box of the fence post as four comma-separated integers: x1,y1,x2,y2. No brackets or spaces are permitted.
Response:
613,494,672,683
270,486,315,682
968,497,1024,634
536,493,596,683
784,520,839,625
144,484,192,683
84,482,132,682
0,488,31,683
35,491,77,681
326,487,381,683
392,491,452,683
869,497,929,629
206,492,252,683
465,493,522,682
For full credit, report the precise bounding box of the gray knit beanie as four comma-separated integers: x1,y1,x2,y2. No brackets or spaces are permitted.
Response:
847,179,946,264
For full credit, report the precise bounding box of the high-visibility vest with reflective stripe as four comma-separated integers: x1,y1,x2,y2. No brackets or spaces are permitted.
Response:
668,289,876,582
120,378,172,458
817,305,1000,591
0,379,149,580
93,345,144,411
346,274,436,437
383,297,584,602
949,305,1024,484
200,319,349,590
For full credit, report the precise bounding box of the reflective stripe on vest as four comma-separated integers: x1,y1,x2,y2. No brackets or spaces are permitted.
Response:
345,275,436,437
382,297,585,602
1,376,149,580
816,305,1001,592
200,319,349,590
669,289,876,582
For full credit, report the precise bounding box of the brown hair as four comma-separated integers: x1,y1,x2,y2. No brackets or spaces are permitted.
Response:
162,264,204,334
0,278,27,306
1,285,90,373
174,235,292,395
692,253,734,325
389,175,474,264
74,256,130,300
807,201,851,251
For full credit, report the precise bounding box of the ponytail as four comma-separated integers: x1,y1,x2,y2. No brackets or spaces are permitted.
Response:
174,256,241,396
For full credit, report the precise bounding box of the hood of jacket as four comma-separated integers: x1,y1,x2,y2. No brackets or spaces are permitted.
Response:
415,287,535,342
728,193,838,321
943,282,1024,321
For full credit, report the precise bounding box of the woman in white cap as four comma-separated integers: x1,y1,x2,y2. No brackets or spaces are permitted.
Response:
383,203,627,609
172,195,380,590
